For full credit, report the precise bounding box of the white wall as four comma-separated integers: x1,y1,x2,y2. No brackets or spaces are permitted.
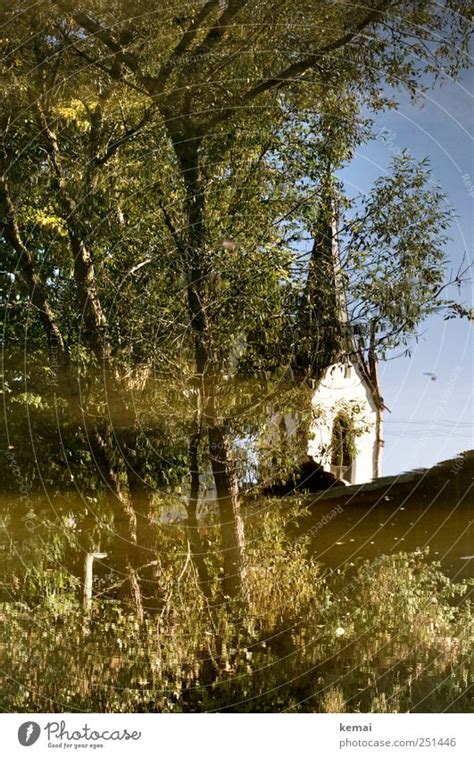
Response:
307,361,379,484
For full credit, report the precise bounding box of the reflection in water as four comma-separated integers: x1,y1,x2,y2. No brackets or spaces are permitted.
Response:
303,497,474,580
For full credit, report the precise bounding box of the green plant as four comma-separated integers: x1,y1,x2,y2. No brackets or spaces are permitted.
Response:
0,505,471,713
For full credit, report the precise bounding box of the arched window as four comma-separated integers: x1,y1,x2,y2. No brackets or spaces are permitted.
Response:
330,413,353,483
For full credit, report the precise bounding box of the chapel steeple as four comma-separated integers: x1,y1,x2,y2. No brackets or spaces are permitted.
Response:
296,170,351,376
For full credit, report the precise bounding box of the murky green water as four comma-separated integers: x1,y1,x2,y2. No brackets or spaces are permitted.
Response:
301,495,473,580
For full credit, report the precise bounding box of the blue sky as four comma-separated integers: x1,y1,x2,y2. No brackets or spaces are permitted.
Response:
341,64,473,475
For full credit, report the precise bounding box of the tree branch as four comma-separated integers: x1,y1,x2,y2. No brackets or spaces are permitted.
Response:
0,168,68,365
252,1,393,96
56,3,159,95
97,104,155,166
208,0,396,128
155,1,221,88
34,102,111,363
182,0,249,62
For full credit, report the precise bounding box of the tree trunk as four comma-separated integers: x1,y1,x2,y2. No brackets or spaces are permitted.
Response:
173,133,247,600
208,424,247,600
90,428,144,621
2,128,149,621
187,430,213,599
368,322,383,479
126,466,163,613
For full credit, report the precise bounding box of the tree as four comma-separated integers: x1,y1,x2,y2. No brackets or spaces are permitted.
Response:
0,34,169,616
1,0,471,604
343,153,465,355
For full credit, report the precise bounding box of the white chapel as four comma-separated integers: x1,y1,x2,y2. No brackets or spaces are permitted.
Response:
270,183,384,486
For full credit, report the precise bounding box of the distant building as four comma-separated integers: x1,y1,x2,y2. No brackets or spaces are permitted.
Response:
269,178,384,485
308,357,383,484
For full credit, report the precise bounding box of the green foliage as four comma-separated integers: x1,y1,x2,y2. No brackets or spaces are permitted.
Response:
0,505,471,713
1,1,470,502
345,153,457,351
0,1,472,708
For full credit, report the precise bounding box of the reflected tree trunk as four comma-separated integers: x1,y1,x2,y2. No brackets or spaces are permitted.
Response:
187,430,212,600
90,428,144,621
208,423,247,600
174,134,247,601
126,464,162,614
